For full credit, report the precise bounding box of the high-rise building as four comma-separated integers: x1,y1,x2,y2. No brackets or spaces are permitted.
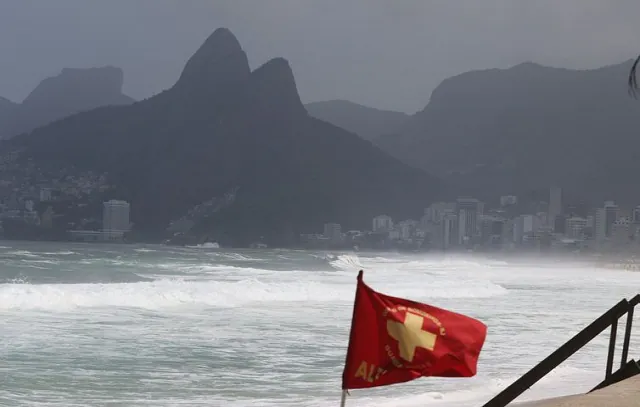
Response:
594,201,619,243
633,206,640,224
424,202,456,224
611,217,632,246
500,195,517,207
548,187,562,231
565,217,588,239
604,201,619,237
594,208,607,243
103,200,130,240
323,223,342,242
442,212,457,250
456,198,482,244
396,220,417,240
372,215,393,233
513,214,536,244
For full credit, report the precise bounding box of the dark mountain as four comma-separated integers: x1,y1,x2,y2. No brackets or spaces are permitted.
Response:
8,28,440,246
0,96,17,109
0,96,18,128
376,61,640,204
305,99,409,141
0,66,134,139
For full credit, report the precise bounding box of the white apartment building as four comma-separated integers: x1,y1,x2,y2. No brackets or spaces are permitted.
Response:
424,202,456,224
372,215,393,233
323,223,342,242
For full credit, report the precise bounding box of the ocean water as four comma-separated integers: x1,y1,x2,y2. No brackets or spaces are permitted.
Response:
0,242,639,407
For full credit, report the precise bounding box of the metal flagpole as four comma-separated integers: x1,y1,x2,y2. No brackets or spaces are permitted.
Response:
340,390,348,407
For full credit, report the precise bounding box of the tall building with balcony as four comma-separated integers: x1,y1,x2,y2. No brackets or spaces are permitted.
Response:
103,200,130,240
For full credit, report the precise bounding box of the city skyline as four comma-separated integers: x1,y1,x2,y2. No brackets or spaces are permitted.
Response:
313,187,640,254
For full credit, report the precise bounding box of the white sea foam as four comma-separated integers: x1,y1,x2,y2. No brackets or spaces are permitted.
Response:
330,253,365,270
0,278,336,311
2,245,640,407
134,248,158,253
187,242,220,249
6,250,42,257
212,252,255,261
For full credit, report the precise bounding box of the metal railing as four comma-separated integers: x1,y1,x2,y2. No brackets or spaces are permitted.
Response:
482,293,640,407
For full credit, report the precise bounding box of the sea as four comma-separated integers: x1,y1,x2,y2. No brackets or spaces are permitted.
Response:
0,242,639,407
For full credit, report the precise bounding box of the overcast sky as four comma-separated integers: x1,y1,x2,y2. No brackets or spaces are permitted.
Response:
1,0,639,113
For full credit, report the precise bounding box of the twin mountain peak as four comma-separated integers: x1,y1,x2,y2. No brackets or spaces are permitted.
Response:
3,28,437,246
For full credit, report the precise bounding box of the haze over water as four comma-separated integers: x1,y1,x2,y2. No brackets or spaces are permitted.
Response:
0,242,638,406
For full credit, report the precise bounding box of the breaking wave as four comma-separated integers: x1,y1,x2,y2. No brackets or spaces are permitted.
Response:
329,254,364,271
0,270,507,312
0,268,152,285
0,278,345,311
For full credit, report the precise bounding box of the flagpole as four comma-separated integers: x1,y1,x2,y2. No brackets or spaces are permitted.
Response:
340,389,347,407
340,271,363,407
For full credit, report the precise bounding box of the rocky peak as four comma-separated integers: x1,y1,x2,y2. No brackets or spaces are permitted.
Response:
249,57,306,118
22,66,130,108
177,28,251,93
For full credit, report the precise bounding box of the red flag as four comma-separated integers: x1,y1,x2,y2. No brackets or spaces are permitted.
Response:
341,270,487,390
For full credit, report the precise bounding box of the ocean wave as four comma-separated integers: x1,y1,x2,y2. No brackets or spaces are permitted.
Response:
40,251,77,255
330,254,510,274
0,269,151,285
0,278,345,311
187,242,220,249
134,248,158,253
330,254,364,271
210,252,255,261
0,268,509,312
5,250,42,258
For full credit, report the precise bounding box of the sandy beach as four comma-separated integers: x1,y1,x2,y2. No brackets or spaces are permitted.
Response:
516,375,640,407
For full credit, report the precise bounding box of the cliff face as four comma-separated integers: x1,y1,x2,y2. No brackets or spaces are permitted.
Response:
375,60,640,203
0,66,134,139
9,28,441,246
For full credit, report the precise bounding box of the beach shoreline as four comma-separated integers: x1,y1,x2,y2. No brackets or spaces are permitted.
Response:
513,375,640,406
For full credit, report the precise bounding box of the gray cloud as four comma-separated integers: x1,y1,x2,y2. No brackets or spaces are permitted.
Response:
1,0,639,113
